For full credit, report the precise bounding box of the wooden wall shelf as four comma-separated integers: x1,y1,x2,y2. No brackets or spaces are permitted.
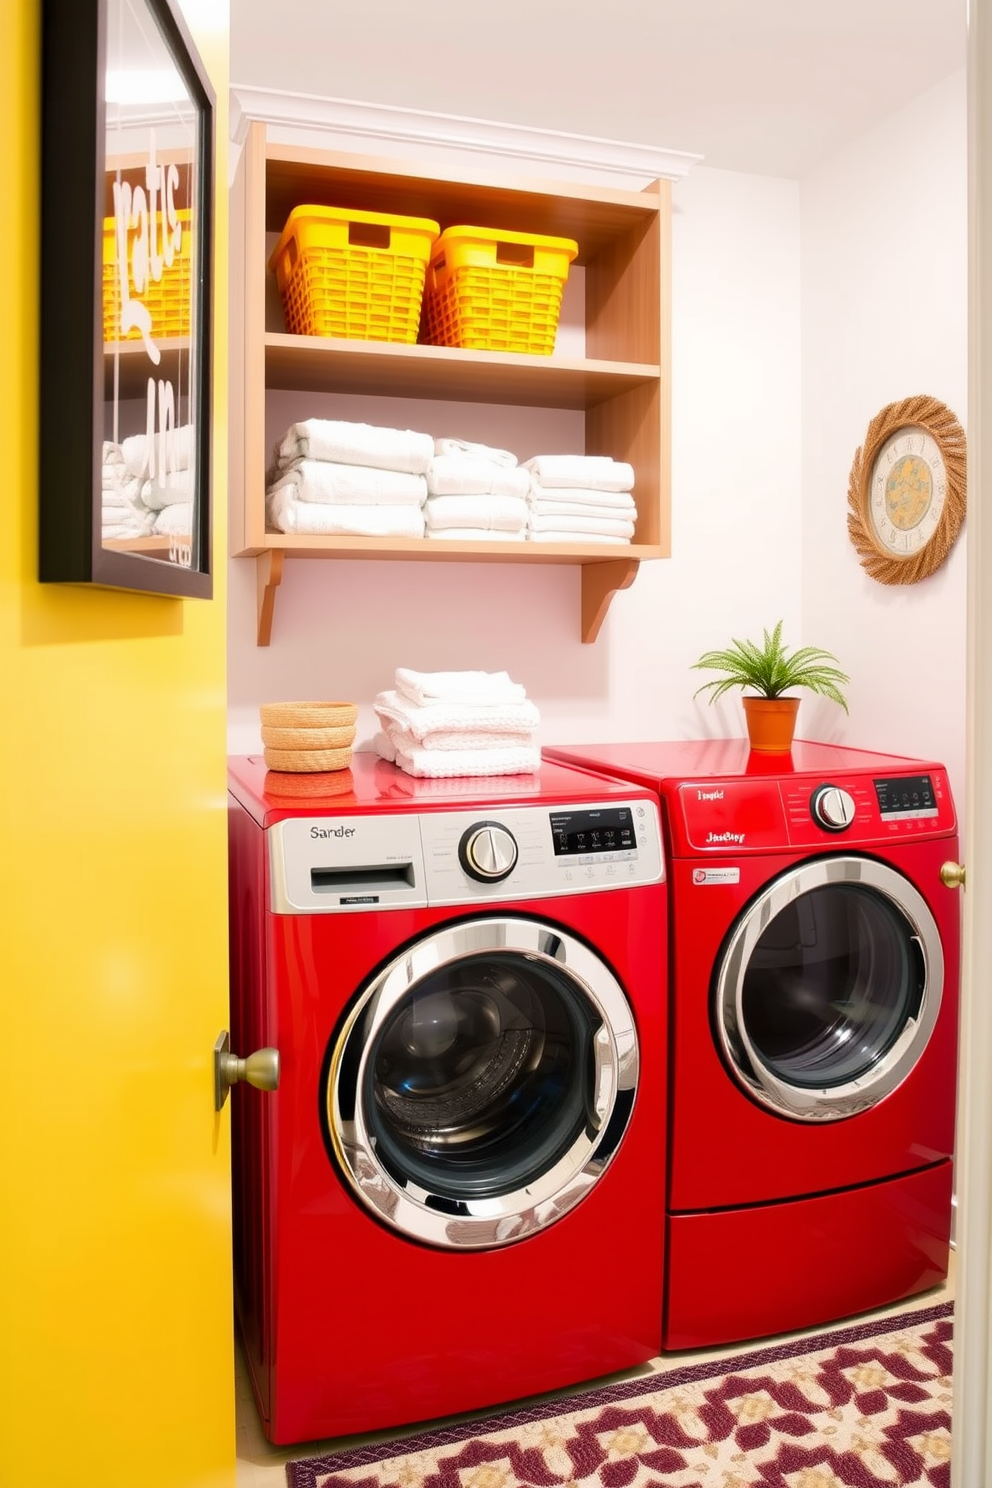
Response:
230,121,672,645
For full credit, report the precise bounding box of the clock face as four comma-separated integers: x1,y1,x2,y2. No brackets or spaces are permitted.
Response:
869,425,946,557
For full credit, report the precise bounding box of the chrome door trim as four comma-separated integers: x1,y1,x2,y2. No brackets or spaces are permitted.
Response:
716,856,943,1122
327,917,638,1249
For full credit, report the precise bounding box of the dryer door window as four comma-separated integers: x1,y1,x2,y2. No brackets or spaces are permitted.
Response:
715,856,943,1122
325,916,638,1249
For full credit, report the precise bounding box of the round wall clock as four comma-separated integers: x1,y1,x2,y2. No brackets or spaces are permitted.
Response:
847,394,967,585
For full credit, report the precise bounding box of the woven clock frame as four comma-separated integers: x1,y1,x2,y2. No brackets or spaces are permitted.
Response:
847,394,967,585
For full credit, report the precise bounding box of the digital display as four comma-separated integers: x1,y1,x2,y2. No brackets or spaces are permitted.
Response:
874,774,938,820
549,807,637,858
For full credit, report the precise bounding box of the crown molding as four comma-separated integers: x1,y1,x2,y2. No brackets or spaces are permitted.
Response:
229,86,701,186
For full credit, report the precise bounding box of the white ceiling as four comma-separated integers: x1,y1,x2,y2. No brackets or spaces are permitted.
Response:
230,0,967,179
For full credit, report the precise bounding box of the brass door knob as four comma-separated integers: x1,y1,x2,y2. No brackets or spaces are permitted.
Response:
940,861,966,890
214,1030,280,1110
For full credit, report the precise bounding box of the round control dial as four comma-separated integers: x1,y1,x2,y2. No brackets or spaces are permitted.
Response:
458,821,519,883
810,784,856,832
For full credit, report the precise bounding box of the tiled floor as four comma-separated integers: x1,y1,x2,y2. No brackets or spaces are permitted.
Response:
235,1250,955,1486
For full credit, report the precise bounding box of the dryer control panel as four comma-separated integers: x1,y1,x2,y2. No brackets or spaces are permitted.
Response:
673,765,955,856
267,799,665,913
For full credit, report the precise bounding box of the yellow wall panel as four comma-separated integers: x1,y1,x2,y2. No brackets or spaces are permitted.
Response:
0,3,235,1484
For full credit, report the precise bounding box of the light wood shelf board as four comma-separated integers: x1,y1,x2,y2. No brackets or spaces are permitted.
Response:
241,538,665,562
264,336,659,407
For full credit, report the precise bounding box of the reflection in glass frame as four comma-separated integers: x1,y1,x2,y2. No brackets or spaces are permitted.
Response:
39,0,214,599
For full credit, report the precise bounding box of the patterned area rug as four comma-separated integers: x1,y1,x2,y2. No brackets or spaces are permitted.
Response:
286,1301,952,1488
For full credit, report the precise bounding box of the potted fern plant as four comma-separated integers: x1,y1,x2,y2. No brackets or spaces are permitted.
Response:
691,620,850,752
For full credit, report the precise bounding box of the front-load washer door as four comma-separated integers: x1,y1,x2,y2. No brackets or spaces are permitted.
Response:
715,856,943,1122
325,916,638,1249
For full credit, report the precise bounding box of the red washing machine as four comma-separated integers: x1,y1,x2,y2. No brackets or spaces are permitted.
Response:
227,753,667,1445
543,739,961,1351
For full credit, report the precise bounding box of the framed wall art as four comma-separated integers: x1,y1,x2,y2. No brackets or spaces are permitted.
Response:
39,0,214,598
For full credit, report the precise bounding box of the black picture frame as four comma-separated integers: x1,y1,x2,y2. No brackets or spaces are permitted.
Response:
39,0,214,599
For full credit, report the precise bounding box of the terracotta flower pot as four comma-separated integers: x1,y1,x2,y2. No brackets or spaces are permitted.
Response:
742,696,800,753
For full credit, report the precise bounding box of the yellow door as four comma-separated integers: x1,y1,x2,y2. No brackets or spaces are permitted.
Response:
0,4,235,1486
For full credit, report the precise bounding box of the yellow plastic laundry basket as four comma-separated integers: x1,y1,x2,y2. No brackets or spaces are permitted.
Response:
419,226,578,355
269,205,440,344
102,209,193,342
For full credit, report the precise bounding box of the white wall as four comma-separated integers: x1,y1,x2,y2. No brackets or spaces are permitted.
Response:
226,156,804,756
801,69,968,814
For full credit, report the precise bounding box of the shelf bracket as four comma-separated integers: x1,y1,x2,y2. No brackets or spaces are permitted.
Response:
580,559,640,643
256,549,285,646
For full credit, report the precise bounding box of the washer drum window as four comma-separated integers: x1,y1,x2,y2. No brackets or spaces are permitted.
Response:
716,857,943,1122
325,917,639,1249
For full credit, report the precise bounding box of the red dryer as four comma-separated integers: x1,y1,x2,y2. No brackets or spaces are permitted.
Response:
227,753,668,1445
543,738,961,1350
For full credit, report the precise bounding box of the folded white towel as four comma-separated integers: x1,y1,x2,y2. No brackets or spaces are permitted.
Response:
140,471,191,511
527,530,631,544
434,437,518,468
102,523,149,541
380,740,542,779
529,499,637,523
528,483,637,512
266,490,426,538
153,503,193,536
276,419,434,475
392,669,529,709
268,460,427,507
426,456,530,499
102,443,132,491
374,729,397,763
101,481,143,509
101,509,153,535
386,723,536,754
102,451,135,482
522,455,635,492
528,512,635,538
122,424,193,480
375,692,538,739
426,529,528,541
425,495,529,532
102,475,139,503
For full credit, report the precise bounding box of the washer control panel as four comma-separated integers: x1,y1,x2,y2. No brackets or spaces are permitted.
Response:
268,799,665,913
548,805,639,865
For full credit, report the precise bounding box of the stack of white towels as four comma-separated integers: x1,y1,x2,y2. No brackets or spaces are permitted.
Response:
374,668,541,778
101,441,153,541
124,423,195,541
265,419,433,537
523,455,638,544
101,426,194,542
263,424,639,546
424,439,530,541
